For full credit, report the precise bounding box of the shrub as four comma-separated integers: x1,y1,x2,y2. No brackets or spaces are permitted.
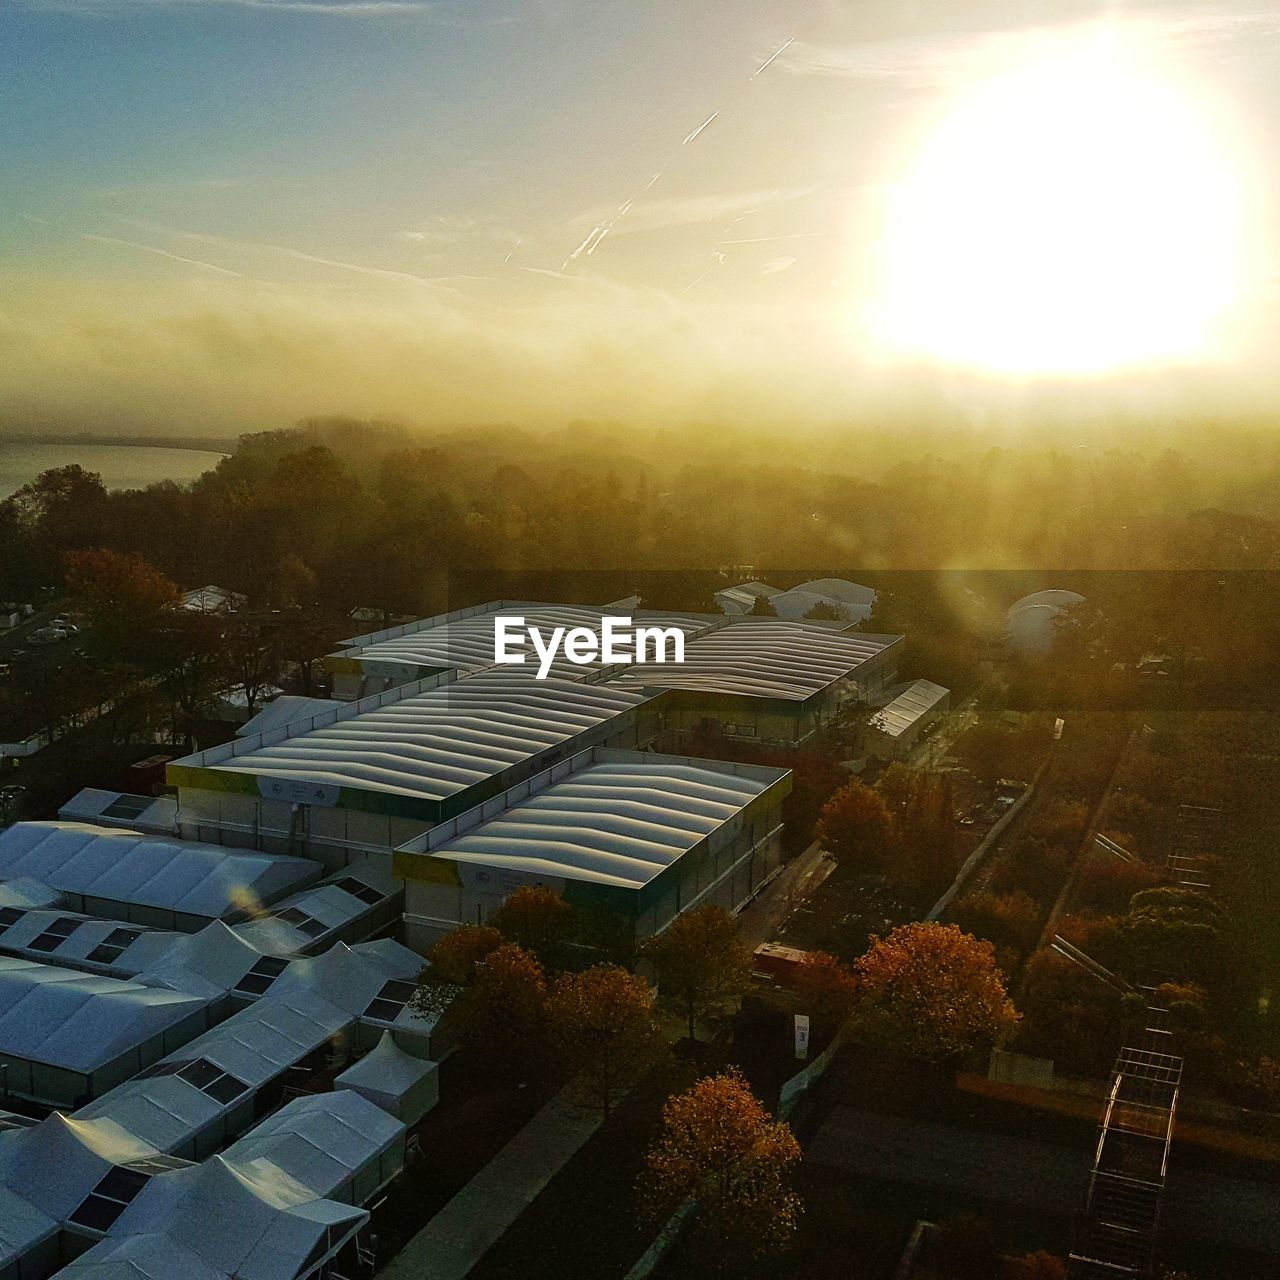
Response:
950,891,1042,955
1073,855,1166,912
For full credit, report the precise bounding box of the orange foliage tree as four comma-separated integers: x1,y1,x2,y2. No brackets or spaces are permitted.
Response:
639,1068,801,1274
489,884,575,969
547,963,665,1117
854,922,1018,1062
453,942,549,1078
815,780,895,873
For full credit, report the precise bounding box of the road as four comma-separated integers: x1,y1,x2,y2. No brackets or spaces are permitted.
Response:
810,1106,1280,1257
733,840,834,951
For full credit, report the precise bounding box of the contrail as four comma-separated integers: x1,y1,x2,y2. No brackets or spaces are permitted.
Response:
719,231,823,245
558,36,795,270
682,111,719,145
82,233,245,277
752,37,795,78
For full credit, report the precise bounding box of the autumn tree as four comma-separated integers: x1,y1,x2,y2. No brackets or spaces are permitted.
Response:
639,1068,801,1276
411,923,504,1016
790,950,860,1034
853,922,1018,1062
546,964,665,1116
814,779,895,873
489,884,575,970
63,548,180,660
641,905,751,1042
452,942,549,1079
747,593,777,617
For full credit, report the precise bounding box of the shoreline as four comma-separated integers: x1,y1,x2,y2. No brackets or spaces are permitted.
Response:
0,434,234,456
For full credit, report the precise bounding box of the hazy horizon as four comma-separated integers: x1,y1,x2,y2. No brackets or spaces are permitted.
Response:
2,0,1278,435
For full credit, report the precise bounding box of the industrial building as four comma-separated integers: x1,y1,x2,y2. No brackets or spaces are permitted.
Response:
394,746,790,948
715,577,877,624
326,599,716,698
168,670,664,869
615,619,902,747
866,679,952,760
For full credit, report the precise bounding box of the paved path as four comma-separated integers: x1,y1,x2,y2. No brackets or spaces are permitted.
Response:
733,840,833,951
378,1083,604,1279
810,1106,1280,1256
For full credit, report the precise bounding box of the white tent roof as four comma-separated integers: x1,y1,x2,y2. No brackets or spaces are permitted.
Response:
135,922,273,998
0,909,176,973
416,754,786,891
0,1111,155,1221
222,1090,402,1201
869,679,951,740
336,1031,434,1107
618,619,900,702
100,1154,366,1280
52,1231,231,1280
0,876,63,910
190,670,656,805
0,823,319,922
236,696,346,739
0,957,207,1073
0,1182,58,1269
233,860,395,955
1006,589,1086,653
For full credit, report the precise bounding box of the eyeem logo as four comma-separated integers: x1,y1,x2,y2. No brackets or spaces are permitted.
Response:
494,616,685,679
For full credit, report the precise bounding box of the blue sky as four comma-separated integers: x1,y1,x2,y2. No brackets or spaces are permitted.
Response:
1,0,1277,432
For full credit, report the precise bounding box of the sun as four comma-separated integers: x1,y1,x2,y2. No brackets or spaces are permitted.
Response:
868,26,1249,376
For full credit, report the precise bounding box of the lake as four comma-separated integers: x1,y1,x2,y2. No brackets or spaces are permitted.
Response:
0,443,227,499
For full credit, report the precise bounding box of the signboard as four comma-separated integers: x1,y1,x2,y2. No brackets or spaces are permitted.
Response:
794,1013,811,1061
455,863,566,897
257,777,341,807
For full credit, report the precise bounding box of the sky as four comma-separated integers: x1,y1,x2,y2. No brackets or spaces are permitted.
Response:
1,0,1278,435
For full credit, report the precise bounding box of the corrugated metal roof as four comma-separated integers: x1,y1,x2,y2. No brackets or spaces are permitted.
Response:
869,679,950,739
198,670,656,804
618,619,900,701
0,824,319,922
415,754,787,890
340,600,714,679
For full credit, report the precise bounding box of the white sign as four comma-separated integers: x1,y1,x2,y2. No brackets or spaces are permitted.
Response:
257,777,341,807
794,1013,811,1061
493,616,685,679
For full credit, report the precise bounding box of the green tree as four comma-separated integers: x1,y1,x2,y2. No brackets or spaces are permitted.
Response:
642,905,751,1042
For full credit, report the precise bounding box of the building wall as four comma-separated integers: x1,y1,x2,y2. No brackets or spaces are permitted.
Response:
399,798,785,952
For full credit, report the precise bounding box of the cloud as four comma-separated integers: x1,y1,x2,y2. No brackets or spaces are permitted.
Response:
569,186,817,242
776,7,1280,85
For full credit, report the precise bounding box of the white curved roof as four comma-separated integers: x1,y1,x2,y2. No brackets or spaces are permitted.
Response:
1006,590,1086,654
793,578,877,607
1007,589,1086,621
0,957,207,1073
619,619,899,701
0,823,319,922
870,680,950,739
422,756,785,890
202,670,654,804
